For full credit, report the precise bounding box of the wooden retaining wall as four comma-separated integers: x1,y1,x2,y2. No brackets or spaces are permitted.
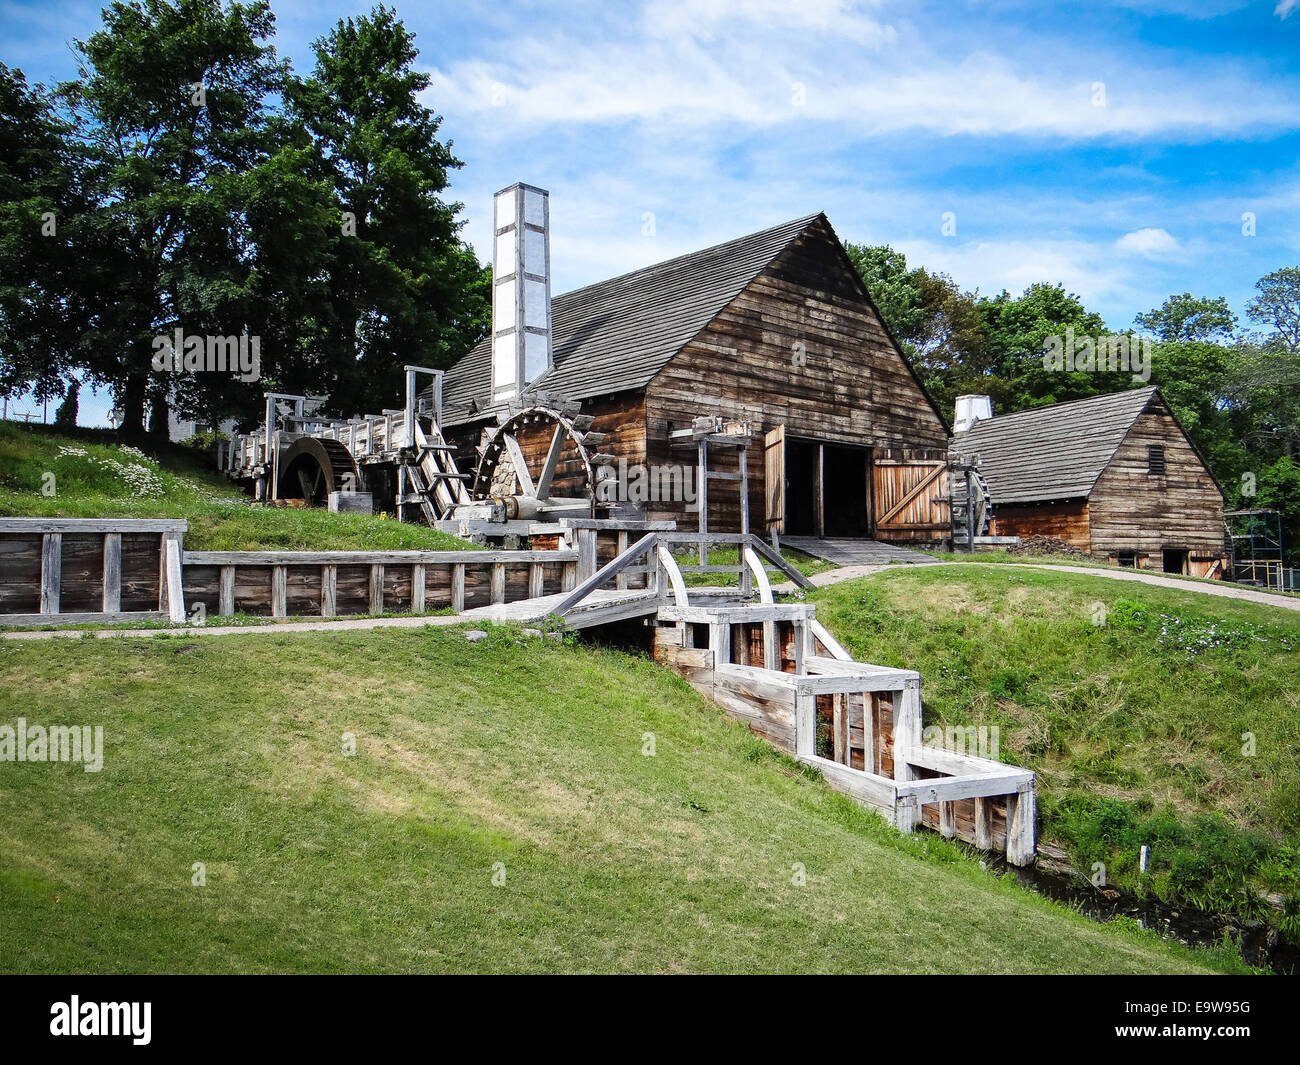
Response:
0,518,186,626
182,549,581,619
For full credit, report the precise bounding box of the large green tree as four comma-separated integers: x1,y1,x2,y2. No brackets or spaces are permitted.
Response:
58,0,287,437
287,5,489,417
0,64,91,405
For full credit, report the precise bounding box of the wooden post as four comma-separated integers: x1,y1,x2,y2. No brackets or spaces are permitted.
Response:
528,562,544,600
974,796,993,851
615,530,629,590
102,533,121,613
1006,783,1036,867
762,619,777,670
710,621,731,665
939,802,956,839
397,463,406,523
893,679,922,784
451,563,465,612
697,439,708,567
576,528,597,582
832,693,845,764
795,691,816,759
271,565,287,618
411,563,426,613
320,565,337,617
40,532,61,615
164,534,184,623
220,566,236,616
862,692,875,773
369,564,384,614
561,561,576,592
490,562,505,604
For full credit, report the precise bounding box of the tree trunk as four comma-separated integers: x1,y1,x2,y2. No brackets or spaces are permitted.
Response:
148,390,170,441
119,374,147,439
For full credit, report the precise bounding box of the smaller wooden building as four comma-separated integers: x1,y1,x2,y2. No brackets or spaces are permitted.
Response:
950,387,1230,577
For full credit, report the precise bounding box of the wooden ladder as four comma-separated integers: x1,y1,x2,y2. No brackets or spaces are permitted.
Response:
403,420,472,522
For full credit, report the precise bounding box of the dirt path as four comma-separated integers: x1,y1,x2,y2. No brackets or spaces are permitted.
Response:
778,560,1300,613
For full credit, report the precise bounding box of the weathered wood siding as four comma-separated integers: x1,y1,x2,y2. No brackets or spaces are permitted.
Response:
644,216,948,530
991,500,1091,549
1088,402,1227,574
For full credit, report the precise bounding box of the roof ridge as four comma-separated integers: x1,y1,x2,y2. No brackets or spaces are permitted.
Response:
959,385,1157,432
553,212,824,301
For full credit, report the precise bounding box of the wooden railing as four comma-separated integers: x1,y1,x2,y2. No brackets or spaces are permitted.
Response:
181,548,579,619
0,518,186,626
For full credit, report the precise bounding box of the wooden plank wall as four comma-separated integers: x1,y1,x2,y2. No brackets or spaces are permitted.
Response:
1088,403,1229,574
182,553,576,619
643,217,949,531
990,500,1091,549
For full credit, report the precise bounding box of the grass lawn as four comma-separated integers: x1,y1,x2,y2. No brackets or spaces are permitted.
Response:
0,624,1233,974
807,565,1300,937
0,421,473,552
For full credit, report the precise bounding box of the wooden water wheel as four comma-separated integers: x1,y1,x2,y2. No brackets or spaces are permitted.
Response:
472,405,613,514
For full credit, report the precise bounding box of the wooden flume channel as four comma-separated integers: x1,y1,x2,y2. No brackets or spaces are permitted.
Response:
0,517,1036,865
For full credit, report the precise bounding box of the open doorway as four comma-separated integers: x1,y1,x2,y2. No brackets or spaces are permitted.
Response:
775,437,870,538
823,445,870,537
782,438,820,535
1162,548,1188,575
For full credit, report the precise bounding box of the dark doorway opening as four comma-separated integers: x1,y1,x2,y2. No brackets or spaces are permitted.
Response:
783,438,820,536
1162,549,1188,574
822,445,870,537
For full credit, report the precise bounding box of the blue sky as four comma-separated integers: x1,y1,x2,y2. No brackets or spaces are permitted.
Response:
3,0,1299,425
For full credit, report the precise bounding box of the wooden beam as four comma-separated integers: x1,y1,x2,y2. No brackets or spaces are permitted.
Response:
321,564,337,617
450,562,466,612
271,565,287,618
528,562,544,600
550,533,658,616
102,533,121,614
974,796,993,850
490,562,506,604
40,533,61,615
411,563,426,613
501,432,535,496
369,564,384,614
534,424,566,500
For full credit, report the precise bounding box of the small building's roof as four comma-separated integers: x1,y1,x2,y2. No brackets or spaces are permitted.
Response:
951,386,1160,504
439,213,824,426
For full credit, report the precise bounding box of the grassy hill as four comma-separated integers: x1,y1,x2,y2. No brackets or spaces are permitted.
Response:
807,565,1300,940
0,421,472,551
0,624,1233,974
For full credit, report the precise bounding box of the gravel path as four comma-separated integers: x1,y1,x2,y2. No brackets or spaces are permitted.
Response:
777,560,1300,612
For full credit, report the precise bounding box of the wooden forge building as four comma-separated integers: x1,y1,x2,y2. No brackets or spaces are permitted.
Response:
433,210,953,545
949,387,1231,577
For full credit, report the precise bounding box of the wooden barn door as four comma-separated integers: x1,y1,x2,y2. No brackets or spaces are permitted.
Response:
871,450,950,541
764,425,785,534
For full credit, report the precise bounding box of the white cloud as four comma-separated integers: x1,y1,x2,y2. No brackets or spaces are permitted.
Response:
1115,227,1182,260
425,2,1300,142
1277,1,1300,20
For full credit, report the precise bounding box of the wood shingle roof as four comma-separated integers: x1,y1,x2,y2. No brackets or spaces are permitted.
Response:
439,213,825,426
950,386,1160,504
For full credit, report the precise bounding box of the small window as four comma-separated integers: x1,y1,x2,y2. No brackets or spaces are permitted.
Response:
1117,552,1137,568
1147,445,1166,476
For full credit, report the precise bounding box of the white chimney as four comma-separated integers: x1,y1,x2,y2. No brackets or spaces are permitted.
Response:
953,394,993,434
491,182,553,402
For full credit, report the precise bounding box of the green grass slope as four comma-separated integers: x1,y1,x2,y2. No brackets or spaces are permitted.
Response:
808,565,1300,935
0,421,473,551
0,626,1227,974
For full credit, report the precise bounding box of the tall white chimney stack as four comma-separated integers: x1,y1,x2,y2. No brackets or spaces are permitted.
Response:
953,394,993,434
491,182,553,402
